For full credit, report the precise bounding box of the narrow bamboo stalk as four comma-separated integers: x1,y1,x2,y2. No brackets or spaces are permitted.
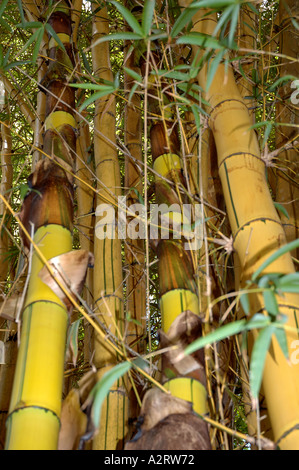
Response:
124,46,145,354
91,3,127,450
271,0,299,256
0,76,35,130
136,50,211,449
0,114,13,285
32,58,47,170
22,0,48,168
0,105,15,449
179,1,299,449
235,3,259,440
236,4,256,119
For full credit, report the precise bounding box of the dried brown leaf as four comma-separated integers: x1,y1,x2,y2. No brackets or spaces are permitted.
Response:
125,388,211,450
39,249,94,311
58,389,87,450
160,310,205,381
0,294,23,322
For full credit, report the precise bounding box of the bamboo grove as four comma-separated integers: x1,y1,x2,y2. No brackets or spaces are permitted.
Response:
0,0,298,451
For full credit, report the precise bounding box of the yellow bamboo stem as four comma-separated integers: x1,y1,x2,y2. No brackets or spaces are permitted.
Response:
160,289,199,333
5,2,78,449
5,225,72,450
164,377,208,415
91,4,127,450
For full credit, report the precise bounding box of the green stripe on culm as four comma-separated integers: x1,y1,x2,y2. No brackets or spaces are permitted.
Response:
224,161,239,228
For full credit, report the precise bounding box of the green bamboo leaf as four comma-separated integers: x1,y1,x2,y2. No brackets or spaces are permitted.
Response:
144,31,168,41
262,289,279,317
17,0,25,26
71,82,116,91
276,272,299,293
78,87,117,112
250,325,275,399
18,28,41,56
113,72,120,89
240,291,250,315
291,17,299,31
184,315,271,356
261,121,274,149
19,183,30,200
164,367,177,379
132,356,150,371
68,318,81,366
155,68,193,81
177,32,224,50
0,0,9,18
128,82,140,102
189,101,209,120
213,4,234,37
0,17,13,33
206,49,225,92
252,239,299,282
3,60,31,72
251,68,260,85
258,273,281,316
128,187,145,205
274,201,290,220
45,23,67,54
170,6,198,38
189,60,200,79
123,66,143,82
274,325,289,359
89,361,132,428
278,272,299,285
126,312,143,327
92,32,143,48
246,1,259,15
259,273,282,285
109,1,144,36
16,21,43,29
142,0,156,37
32,27,44,64
227,3,239,48
268,74,295,92
190,0,239,8
80,48,92,74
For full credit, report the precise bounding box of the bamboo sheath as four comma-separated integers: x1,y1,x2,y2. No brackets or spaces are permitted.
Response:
179,1,299,449
5,2,77,449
